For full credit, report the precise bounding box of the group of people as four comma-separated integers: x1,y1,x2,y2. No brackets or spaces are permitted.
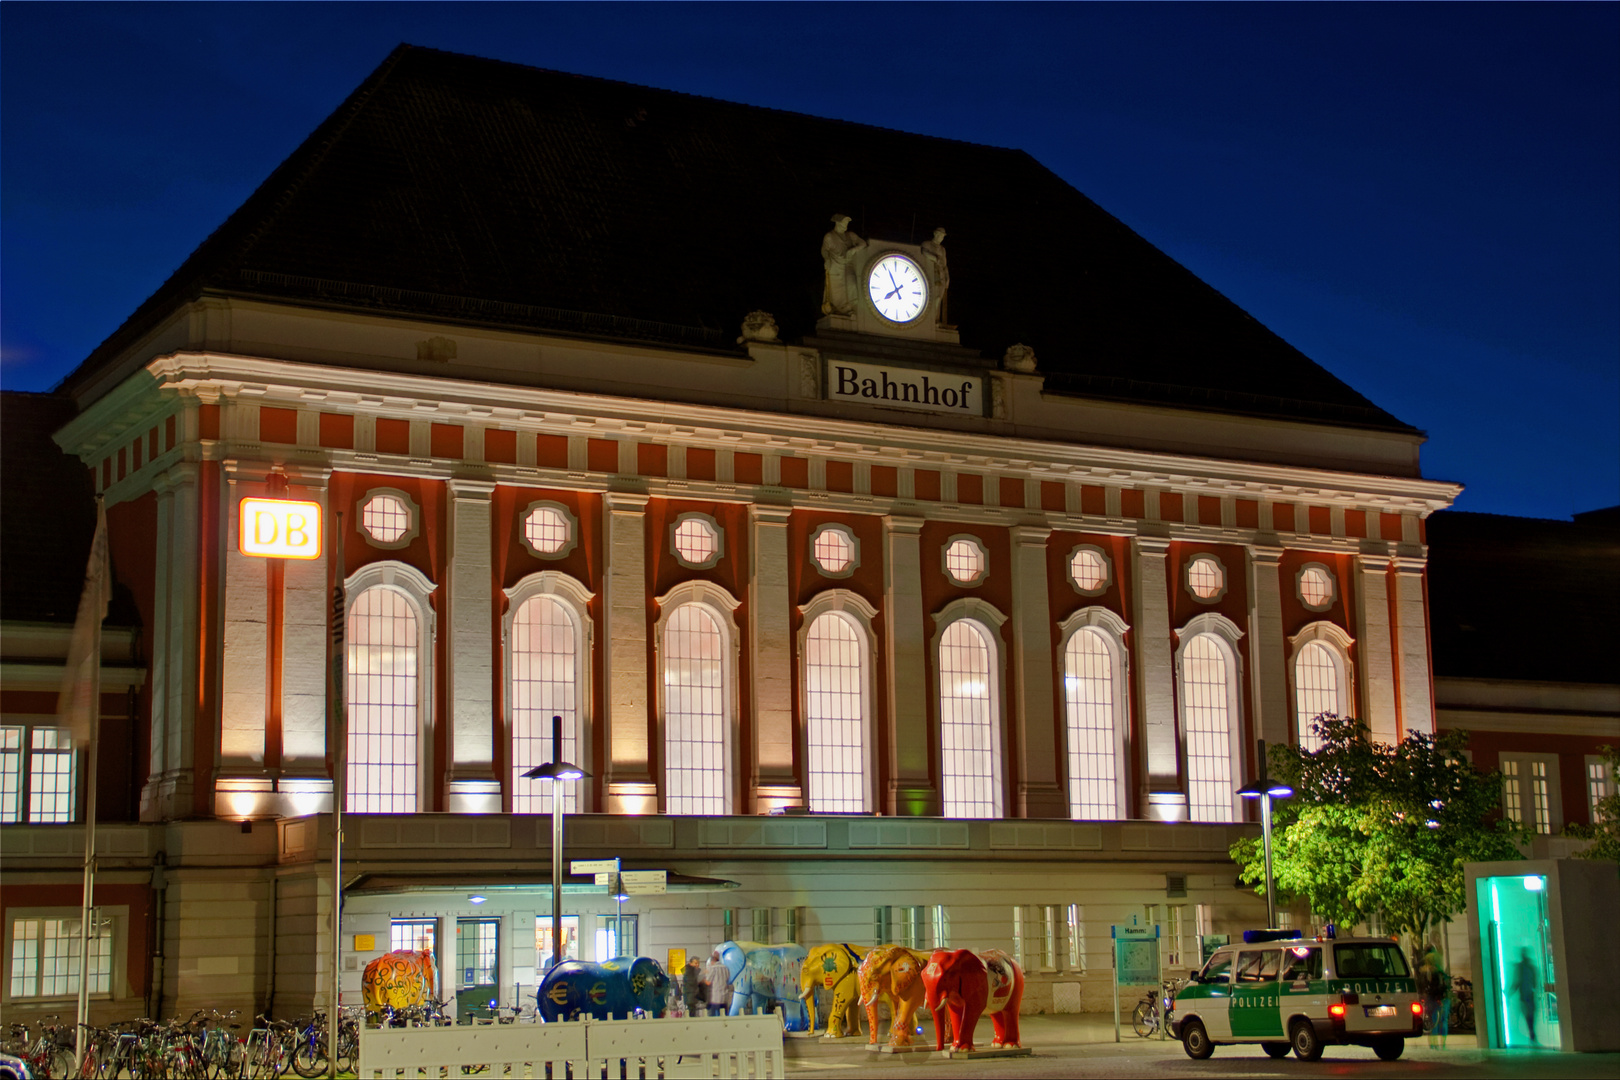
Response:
679,950,734,1017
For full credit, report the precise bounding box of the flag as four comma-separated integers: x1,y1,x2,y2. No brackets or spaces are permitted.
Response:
57,498,109,746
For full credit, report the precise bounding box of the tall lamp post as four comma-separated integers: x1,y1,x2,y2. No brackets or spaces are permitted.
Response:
523,715,586,971
1236,739,1293,930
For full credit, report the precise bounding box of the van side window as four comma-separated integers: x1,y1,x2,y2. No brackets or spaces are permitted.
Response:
1235,950,1280,983
1282,946,1323,981
1200,954,1232,984
1333,942,1409,979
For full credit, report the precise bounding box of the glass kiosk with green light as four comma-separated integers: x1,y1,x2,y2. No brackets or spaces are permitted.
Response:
1465,858,1619,1053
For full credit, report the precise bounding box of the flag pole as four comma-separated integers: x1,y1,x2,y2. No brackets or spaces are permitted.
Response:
71,497,110,1068
329,511,346,1078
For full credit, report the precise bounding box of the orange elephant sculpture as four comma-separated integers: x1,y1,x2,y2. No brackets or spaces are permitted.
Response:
362,948,437,1011
921,948,1024,1052
857,945,936,1048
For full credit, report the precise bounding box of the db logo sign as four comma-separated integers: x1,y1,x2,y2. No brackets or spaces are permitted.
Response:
240,498,323,559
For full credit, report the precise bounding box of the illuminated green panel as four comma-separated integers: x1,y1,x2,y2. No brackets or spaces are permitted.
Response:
1476,875,1560,1050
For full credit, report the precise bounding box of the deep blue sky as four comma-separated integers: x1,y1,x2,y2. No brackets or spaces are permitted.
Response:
3,3,1615,520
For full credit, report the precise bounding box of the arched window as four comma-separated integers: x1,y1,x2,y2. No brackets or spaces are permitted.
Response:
347,564,437,813
800,592,877,813
1175,613,1244,824
1060,608,1130,820
1289,623,1354,752
934,602,1006,819
507,571,596,813
660,590,737,815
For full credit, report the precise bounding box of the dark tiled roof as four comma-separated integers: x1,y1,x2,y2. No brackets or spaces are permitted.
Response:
1427,509,1620,685
64,46,1412,433
1,391,98,623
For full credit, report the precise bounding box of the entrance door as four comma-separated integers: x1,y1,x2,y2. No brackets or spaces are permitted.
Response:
456,918,500,1023
1477,874,1560,1049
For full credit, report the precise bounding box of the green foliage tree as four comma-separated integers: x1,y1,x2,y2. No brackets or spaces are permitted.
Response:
1564,745,1619,862
1230,715,1526,951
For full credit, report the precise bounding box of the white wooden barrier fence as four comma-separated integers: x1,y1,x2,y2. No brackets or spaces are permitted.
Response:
356,1014,784,1079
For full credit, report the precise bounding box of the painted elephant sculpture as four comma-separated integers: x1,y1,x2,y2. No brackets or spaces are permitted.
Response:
921,948,1024,1051
537,956,669,1021
718,940,809,1031
361,949,437,1011
798,944,867,1037
856,944,936,1047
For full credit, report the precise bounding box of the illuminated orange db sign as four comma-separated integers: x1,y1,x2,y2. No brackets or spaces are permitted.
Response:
239,498,323,559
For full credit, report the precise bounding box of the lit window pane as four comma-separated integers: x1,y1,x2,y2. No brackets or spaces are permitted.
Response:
1501,760,1521,823
806,613,865,812
391,919,437,953
939,620,1001,818
1,727,23,824
1294,642,1339,752
362,495,411,543
1529,761,1551,835
511,595,579,814
9,915,111,998
1184,635,1235,822
812,529,854,574
665,605,728,814
1064,630,1116,819
674,518,718,565
945,540,984,584
1300,567,1333,607
1070,549,1106,591
348,587,418,813
524,507,571,554
1187,558,1223,599
28,728,75,823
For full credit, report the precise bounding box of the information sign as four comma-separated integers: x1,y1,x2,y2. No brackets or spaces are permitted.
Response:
571,859,619,874
1112,925,1161,985
239,498,322,559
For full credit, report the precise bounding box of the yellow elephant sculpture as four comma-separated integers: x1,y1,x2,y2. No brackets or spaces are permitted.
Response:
798,943,867,1037
361,948,436,1011
857,944,940,1048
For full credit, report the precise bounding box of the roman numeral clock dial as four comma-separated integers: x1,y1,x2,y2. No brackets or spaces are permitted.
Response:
867,253,929,324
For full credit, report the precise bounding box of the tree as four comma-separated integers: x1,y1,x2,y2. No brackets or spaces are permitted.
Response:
1564,745,1619,862
1230,715,1526,952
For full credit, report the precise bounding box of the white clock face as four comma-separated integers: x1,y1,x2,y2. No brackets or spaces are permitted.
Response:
867,254,929,324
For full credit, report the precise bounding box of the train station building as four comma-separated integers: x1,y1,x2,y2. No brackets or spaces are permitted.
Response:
10,44,1579,1023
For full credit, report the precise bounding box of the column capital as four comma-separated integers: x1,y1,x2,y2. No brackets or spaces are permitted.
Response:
446,477,496,498
1355,548,1394,571
1010,524,1053,546
1391,554,1428,575
1131,533,1172,555
883,514,926,536
1245,544,1286,566
749,503,794,525
605,491,651,512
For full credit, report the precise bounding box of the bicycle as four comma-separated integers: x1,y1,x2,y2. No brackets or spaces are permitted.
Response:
1132,980,1184,1038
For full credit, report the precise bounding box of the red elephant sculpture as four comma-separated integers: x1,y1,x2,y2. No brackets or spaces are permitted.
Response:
920,948,1024,1052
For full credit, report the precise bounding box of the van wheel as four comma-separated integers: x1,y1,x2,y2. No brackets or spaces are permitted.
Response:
1291,1019,1324,1061
1262,1042,1290,1059
1181,1019,1214,1059
1373,1037,1405,1061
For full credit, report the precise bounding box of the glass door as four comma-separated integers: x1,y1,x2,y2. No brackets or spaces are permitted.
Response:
1477,874,1560,1049
456,918,500,1023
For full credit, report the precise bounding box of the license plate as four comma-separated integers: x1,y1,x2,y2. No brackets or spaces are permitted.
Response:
1365,1005,1396,1018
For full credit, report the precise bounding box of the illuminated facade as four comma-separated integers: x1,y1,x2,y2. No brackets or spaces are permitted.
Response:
3,46,1476,1020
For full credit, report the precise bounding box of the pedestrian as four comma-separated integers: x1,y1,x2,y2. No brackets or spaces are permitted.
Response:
1514,947,1539,1045
682,956,703,1017
703,949,733,1016
1421,943,1450,1049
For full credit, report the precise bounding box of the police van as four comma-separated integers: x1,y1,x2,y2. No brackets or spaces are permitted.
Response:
1169,930,1422,1061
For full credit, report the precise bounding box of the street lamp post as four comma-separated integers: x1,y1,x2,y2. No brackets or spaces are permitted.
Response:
1237,739,1293,929
523,715,586,971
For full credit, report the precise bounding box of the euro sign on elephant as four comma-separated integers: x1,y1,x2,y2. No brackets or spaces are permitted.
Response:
857,944,939,1048
717,940,809,1031
537,956,669,1021
921,948,1025,1052
361,949,437,1011
797,943,867,1037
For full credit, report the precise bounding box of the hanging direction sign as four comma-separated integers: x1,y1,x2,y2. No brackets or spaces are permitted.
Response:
621,870,667,895
571,859,619,875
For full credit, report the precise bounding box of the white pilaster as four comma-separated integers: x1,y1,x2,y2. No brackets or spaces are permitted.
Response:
1392,554,1435,736
604,492,651,811
749,504,798,810
1130,535,1179,813
445,479,499,812
220,471,268,769
1353,549,1400,745
1246,545,1289,748
281,473,331,774
883,515,931,813
142,461,202,822
1009,525,1063,818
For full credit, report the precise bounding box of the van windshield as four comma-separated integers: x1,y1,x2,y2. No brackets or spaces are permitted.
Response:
1333,943,1410,979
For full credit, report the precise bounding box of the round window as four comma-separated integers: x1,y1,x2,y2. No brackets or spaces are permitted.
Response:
1300,566,1334,608
524,506,571,555
673,516,719,566
812,528,855,574
361,494,411,544
944,538,986,584
1070,548,1107,592
1187,556,1224,600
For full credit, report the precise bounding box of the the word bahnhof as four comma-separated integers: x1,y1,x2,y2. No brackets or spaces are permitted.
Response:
2,45,1474,1022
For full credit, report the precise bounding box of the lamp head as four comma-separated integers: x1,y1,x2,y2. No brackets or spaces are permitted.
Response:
1238,779,1293,799
523,761,587,782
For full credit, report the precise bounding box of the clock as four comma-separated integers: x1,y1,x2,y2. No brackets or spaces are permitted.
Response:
866,253,929,324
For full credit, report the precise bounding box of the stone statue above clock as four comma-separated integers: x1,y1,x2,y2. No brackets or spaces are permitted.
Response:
820,213,868,316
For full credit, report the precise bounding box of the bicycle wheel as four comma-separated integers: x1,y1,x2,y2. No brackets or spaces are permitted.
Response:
289,1035,325,1079
1131,1001,1155,1037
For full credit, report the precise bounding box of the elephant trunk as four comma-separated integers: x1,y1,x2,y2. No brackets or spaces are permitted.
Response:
925,982,947,1051
799,983,818,1032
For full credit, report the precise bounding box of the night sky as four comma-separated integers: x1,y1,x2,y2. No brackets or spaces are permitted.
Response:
3,3,1615,521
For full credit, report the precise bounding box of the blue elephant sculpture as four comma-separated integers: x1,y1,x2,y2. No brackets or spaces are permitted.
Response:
718,940,809,1031
537,956,670,1021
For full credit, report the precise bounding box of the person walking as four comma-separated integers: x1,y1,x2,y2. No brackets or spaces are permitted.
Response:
703,949,733,1016
681,956,704,1017
1422,943,1450,1049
